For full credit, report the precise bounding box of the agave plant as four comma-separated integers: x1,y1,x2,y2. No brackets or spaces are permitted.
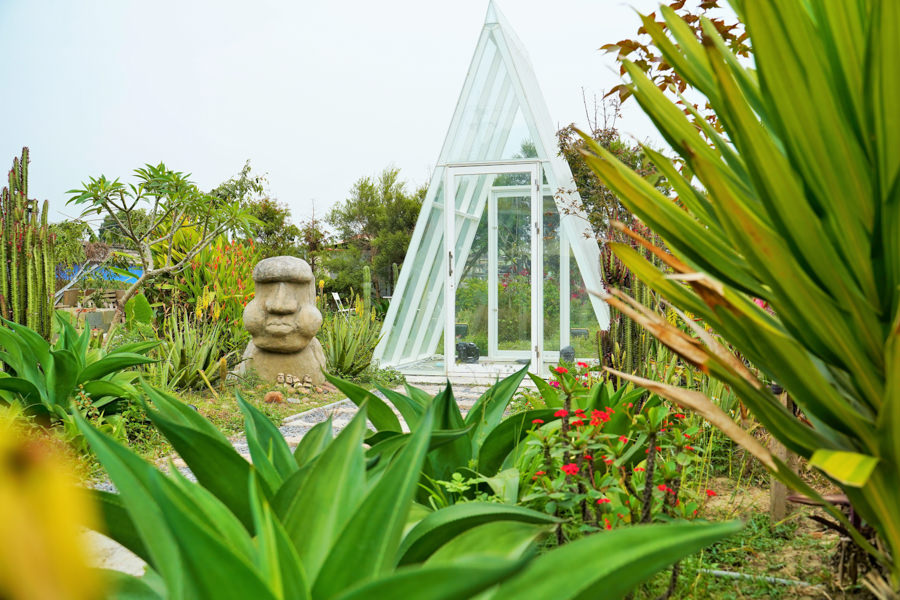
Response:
149,310,236,391
80,383,740,599
320,300,382,379
579,0,900,592
0,313,155,421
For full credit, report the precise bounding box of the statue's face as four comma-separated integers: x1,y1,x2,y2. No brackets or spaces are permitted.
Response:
243,258,322,353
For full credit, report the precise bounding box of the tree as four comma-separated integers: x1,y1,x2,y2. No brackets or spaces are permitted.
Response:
67,163,256,317
243,197,301,259
325,167,425,296
601,0,749,132
50,220,95,273
209,162,302,259
296,215,327,273
557,95,668,239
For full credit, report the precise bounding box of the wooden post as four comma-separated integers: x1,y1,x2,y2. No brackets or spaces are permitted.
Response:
769,391,798,522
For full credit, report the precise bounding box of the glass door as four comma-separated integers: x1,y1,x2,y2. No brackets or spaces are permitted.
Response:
444,162,542,376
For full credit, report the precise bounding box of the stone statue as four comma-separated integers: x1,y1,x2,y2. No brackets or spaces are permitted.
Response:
241,256,326,384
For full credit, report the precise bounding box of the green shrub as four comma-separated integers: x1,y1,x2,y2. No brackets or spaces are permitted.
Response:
78,380,740,599
320,299,381,379
0,313,155,422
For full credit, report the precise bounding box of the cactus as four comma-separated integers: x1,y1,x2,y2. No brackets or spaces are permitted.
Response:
362,265,372,313
0,148,54,339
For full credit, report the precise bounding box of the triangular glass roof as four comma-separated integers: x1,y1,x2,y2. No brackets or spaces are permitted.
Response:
375,2,608,373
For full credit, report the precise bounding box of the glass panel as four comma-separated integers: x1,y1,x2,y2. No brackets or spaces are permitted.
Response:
494,179,532,356
542,194,560,353
454,175,490,366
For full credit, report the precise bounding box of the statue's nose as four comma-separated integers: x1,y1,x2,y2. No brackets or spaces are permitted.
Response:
265,283,299,315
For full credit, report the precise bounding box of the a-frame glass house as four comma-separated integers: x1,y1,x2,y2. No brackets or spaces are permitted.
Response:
375,2,609,379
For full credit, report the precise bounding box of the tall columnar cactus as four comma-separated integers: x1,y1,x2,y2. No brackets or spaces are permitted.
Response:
362,265,372,313
0,148,55,339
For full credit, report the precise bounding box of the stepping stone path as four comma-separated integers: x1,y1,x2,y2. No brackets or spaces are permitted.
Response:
87,384,490,575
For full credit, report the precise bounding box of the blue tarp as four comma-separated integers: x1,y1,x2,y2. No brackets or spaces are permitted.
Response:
64,265,143,284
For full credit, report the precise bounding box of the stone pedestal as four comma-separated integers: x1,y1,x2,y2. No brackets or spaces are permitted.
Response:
241,339,326,385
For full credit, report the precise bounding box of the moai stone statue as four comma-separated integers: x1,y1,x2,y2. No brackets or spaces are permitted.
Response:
240,256,326,384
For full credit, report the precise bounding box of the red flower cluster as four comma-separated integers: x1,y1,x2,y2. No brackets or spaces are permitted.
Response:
554,409,568,418
706,489,717,498
590,409,611,426
577,361,589,368
618,435,628,443
555,366,569,374
657,484,675,494
634,467,645,472
561,463,578,476
596,497,611,504
531,418,544,424
685,445,694,451
572,419,584,427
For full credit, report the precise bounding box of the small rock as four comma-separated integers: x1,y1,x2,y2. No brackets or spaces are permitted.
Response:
287,397,303,404
285,374,294,385
264,391,285,404
314,386,324,394
276,373,285,384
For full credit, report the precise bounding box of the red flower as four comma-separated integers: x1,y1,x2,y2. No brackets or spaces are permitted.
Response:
674,413,686,419
634,467,645,472
684,433,691,438
577,361,589,368
555,366,568,374
604,518,612,530
574,408,586,416
554,409,568,417
685,445,694,451
658,484,667,492
584,454,592,460
604,458,613,464
618,436,628,443
531,418,544,424
572,419,584,427
561,463,578,476
535,471,546,476
706,489,717,498
627,402,634,408
596,498,611,504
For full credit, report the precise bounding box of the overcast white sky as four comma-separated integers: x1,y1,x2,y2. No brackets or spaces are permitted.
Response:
1,0,666,226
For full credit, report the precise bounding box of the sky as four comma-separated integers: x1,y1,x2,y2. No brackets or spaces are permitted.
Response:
0,0,666,227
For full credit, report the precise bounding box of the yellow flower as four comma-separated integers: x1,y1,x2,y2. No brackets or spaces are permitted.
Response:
0,412,102,600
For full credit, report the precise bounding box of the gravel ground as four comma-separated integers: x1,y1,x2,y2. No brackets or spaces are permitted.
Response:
87,384,489,575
